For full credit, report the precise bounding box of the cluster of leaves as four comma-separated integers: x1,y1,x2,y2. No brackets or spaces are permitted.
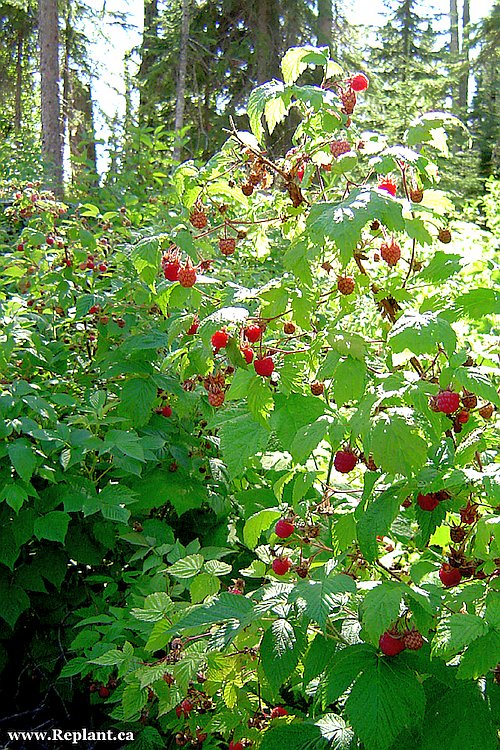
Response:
1,47,499,750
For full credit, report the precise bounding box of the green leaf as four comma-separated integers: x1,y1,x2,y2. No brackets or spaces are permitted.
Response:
345,659,425,750
289,575,356,629
247,81,286,143
260,619,306,691
173,592,255,631
270,394,325,453
454,367,500,407
307,189,404,265
432,613,489,658
2,483,27,513
281,45,329,84
333,357,366,405
417,252,462,282
303,634,337,684
167,554,204,579
34,512,70,544
290,417,330,463
260,724,328,750
145,620,171,652
7,440,36,482
357,489,401,562
316,714,354,749
321,644,376,706
219,414,270,478
131,237,161,286
131,593,174,622
388,311,456,356
122,682,148,720
419,683,497,750
59,657,88,678
457,630,500,679
120,378,157,427
190,572,220,603
370,416,427,476
361,582,404,642
452,288,500,319
0,572,30,628
404,216,433,245
243,509,281,549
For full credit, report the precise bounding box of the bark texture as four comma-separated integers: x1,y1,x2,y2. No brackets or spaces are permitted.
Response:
38,0,64,195
173,0,190,161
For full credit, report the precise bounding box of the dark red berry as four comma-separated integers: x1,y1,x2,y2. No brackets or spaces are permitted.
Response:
163,260,180,281
219,237,236,256
380,239,401,266
208,391,225,407
439,564,462,588
417,493,440,511
334,450,357,473
403,629,424,651
190,210,207,229
98,263,107,272
438,228,451,243
456,409,470,424
211,329,229,349
272,557,292,576
46,235,55,245
275,519,295,539
337,276,355,295
229,742,244,750
330,139,351,158
178,261,197,288
161,405,172,418
270,706,288,718
186,315,199,335
379,631,405,656
310,380,324,396
98,686,110,698
254,357,274,377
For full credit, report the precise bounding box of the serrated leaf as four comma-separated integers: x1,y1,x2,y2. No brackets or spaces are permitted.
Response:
122,682,148,720
417,252,462,282
333,357,366,405
452,288,500,319
190,572,220,603
454,367,500,407
345,659,425,750
388,311,456,356
34,512,70,544
281,45,329,84
321,644,376,706
131,593,174,622
457,630,500,679
361,582,404,641
243,509,281,549
119,378,157,427
172,592,255,632
432,613,489,658
247,81,286,143
167,554,204,579
316,713,355,749
260,619,306,691
289,575,356,629
260,723,328,750
219,413,270,478
303,634,337,684
357,489,401,562
370,416,427,476
145,620,171,652
307,189,404,265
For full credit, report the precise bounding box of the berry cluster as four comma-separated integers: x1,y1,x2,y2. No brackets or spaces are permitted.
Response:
379,627,424,656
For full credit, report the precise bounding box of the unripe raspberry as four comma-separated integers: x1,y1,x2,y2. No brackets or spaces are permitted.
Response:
241,183,254,196
410,188,424,202
403,629,424,651
417,493,440,511
377,178,397,197
438,228,451,243
244,324,262,343
350,73,369,92
334,450,357,473
189,209,207,229
337,275,355,295
219,237,236,256
340,88,356,114
211,329,229,348
177,259,197,287
254,357,274,377
310,380,324,396
208,391,225,407
435,389,460,414
450,525,467,543
272,557,292,576
456,409,470,424
379,631,405,656
329,139,351,158
380,239,401,266
275,519,295,539
461,391,477,409
479,403,494,419
283,321,296,334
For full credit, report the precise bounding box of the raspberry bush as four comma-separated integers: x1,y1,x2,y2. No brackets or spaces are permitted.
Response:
0,46,499,750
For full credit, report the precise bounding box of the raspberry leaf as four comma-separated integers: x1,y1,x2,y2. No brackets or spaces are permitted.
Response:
320,644,376,707
361,582,404,642
260,619,306,692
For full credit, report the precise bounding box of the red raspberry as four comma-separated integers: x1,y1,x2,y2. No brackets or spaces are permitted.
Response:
270,706,288,718
350,73,369,92
330,139,351,158
98,263,107,272
403,629,424,651
161,405,172,417
228,588,243,595
162,260,181,281
337,276,355,295
178,261,197,287
17,243,25,252
275,519,295,539
377,178,397,197
219,237,236,256
435,390,460,414
380,239,401,266
211,329,229,349
89,305,100,315
190,209,207,229
208,391,225,407
98,686,110,698
417,493,440,511
86,260,95,270
229,743,244,750
272,557,292,576
456,409,470,424
334,450,357,473
244,325,262,343
46,235,55,245
254,357,274,377
296,164,305,181
439,564,462,588
241,346,254,364
379,631,405,656
186,315,199,335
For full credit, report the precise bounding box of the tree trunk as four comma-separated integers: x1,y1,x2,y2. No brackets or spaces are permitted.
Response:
173,0,190,161
449,0,459,111
254,0,281,84
38,0,64,196
68,71,98,186
14,28,23,131
139,0,159,126
458,0,470,115
317,0,333,49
